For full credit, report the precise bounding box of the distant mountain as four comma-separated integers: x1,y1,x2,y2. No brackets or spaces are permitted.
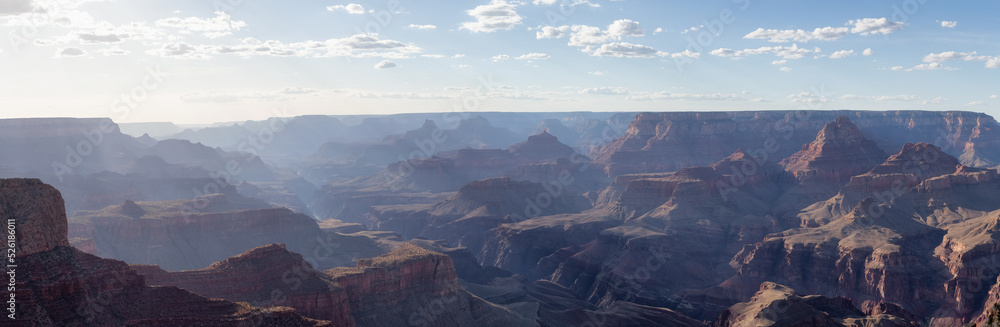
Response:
594,111,1000,177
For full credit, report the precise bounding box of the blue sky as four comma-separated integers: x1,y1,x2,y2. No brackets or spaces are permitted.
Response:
0,0,997,124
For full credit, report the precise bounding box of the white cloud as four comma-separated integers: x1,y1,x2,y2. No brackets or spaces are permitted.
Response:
627,92,746,101
374,60,397,69
743,26,848,42
666,50,700,59
681,26,701,34
771,59,787,65
588,42,663,58
559,19,649,47
829,49,854,59
461,0,523,33
788,91,830,104
147,42,210,59
863,48,874,56
779,67,792,72
97,47,129,56
991,95,998,99
966,101,985,106
606,19,645,37
743,17,904,43
532,0,599,7
0,0,34,16
940,20,957,28
516,52,550,60
653,27,665,34
76,31,124,43
906,62,957,71
889,66,904,71
536,25,569,39
588,71,604,75
491,54,510,61
57,47,86,57
848,17,905,35
580,87,629,95
921,97,946,105
711,44,813,59
407,24,437,30
922,51,999,69
923,51,975,62
327,4,365,14
156,11,247,38
147,34,421,59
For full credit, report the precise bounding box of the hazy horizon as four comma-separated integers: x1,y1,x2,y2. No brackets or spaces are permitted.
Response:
1,0,998,124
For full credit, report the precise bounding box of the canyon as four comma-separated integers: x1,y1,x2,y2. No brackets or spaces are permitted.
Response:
5,110,1000,326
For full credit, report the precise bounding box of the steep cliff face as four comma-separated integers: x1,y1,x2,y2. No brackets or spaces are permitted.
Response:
325,243,536,327
0,179,70,255
70,197,391,271
728,200,944,317
727,159,1000,326
136,243,356,326
932,210,1000,325
137,242,534,327
2,178,330,327
594,111,1000,177
712,282,920,327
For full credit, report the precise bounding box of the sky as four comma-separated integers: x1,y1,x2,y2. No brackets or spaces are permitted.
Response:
0,0,998,124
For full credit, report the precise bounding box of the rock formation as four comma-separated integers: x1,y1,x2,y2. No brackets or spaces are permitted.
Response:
594,111,1000,177
138,242,535,327
712,282,920,327
363,177,593,254
1,178,329,326
775,116,888,218
796,143,961,227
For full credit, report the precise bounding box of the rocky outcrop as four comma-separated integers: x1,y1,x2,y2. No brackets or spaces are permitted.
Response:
932,210,1000,325
138,241,533,327
796,143,961,227
781,116,887,186
594,111,1000,177
0,179,70,255
325,243,536,327
775,116,887,218
2,178,330,326
712,282,920,327
729,199,943,310
508,131,578,164
136,243,356,326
